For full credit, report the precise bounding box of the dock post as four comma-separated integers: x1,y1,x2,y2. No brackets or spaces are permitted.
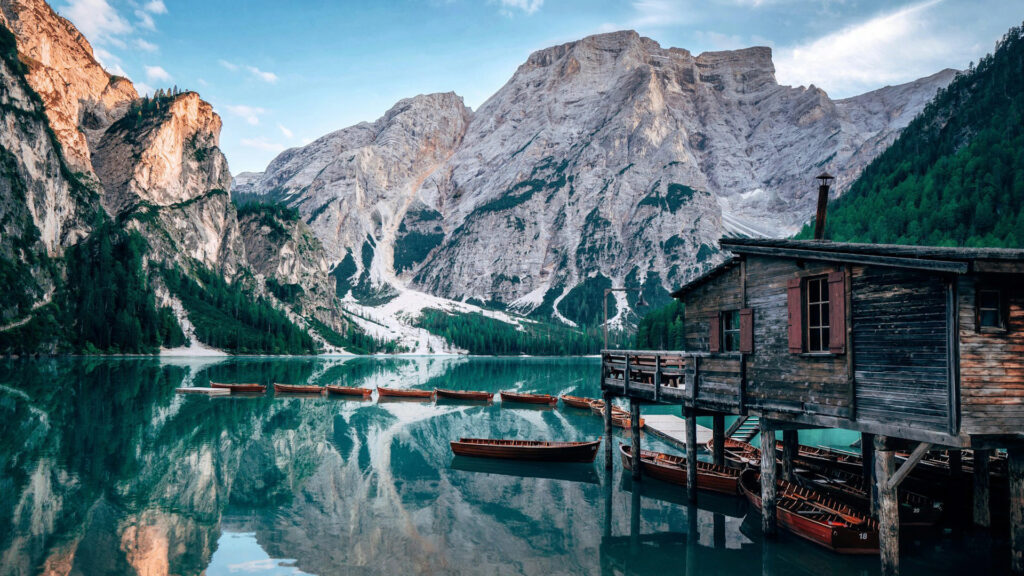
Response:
862,432,876,508
875,435,899,576
781,430,798,482
712,413,725,467
1010,446,1024,575
685,406,698,502
973,449,991,528
630,477,641,556
630,398,642,481
759,418,777,537
604,391,614,470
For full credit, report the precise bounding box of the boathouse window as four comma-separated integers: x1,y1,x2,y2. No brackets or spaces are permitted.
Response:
710,308,753,353
977,288,1006,331
787,271,846,354
721,310,741,351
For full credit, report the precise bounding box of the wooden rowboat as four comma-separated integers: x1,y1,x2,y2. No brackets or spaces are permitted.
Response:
210,382,266,393
739,469,879,554
596,405,643,429
619,445,740,495
450,438,601,462
500,391,558,406
561,395,600,409
377,387,434,399
795,467,943,527
274,383,325,395
435,388,493,401
706,437,762,467
326,385,372,397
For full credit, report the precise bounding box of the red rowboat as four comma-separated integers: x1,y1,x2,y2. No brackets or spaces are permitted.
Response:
596,405,643,429
561,395,600,409
210,382,266,393
326,385,372,397
739,469,879,554
274,383,325,395
706,437,762,467
450,438,601,462
435,389,493,401
619,445,740,495
500,391,558,406
377,387,434,399
796,467,943,527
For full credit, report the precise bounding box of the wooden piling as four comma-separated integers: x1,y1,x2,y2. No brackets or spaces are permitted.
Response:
781,430,798,482
759,419,777,537
712,413,725,467
603,391,614,470
1010,446,1024,575
862,432,876,510
630,399,642,481
685,407,698,502
875,435,899,576
973,449,991,529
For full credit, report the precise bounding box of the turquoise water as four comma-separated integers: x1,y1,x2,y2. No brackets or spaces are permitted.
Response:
0,357,1007,575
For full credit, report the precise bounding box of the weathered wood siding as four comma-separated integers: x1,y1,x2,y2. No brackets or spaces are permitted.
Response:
959,277,1024,435
852,267,952,433
681,266,742,352
743,257,850,417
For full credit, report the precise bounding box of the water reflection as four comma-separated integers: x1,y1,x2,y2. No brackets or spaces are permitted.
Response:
0,357,1009,576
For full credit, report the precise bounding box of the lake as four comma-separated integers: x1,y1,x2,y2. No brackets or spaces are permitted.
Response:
0,357,1008,575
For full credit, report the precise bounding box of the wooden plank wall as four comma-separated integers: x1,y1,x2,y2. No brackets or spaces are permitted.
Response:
852,267,952,432
959,276,1024,435
744,257,849,418
682,266,742,352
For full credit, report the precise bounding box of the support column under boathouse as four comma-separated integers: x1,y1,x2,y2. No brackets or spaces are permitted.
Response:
600,238,1024,575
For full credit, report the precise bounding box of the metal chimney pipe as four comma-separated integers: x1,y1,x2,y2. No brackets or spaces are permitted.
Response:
813,172,835,240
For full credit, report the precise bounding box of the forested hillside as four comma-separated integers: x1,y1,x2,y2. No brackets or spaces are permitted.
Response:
798,24,1024,246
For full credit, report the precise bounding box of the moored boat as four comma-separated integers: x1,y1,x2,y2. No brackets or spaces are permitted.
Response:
377,387,434,399
500,391,558,406
450,438,601,462
619,445,740,495
596,405,643,429
326,385,372,397
739,469,879,554
561,395,600,409
209,382,266,393
795,467,943,527
435,388,493,401
705,437,762,467
274,383,325,395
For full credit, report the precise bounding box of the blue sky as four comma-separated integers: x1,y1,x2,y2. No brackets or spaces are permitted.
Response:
57,0,1024,174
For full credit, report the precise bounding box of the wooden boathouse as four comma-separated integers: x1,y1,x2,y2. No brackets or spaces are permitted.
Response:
601,237,1024,575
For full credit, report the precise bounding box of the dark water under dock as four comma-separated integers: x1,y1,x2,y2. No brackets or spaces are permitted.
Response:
0,357,1010,575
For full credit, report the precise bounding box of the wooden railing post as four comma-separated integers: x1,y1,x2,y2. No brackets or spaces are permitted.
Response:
691,356,700,404
624,354,631,395
654,354,662,403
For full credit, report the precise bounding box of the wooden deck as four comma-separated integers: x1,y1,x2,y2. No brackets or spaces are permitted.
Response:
643,415,713,450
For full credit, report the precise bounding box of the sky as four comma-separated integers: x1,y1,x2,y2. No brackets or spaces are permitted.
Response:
56,0,1024,174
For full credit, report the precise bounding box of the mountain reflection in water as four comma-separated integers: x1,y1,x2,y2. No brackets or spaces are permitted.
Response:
0,357,1008,575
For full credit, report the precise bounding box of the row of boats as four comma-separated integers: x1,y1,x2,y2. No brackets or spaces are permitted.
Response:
447,395,989,556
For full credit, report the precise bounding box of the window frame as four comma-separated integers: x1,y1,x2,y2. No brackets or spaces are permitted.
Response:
720,309,741,352
804,275,831,354
976,286,1007,333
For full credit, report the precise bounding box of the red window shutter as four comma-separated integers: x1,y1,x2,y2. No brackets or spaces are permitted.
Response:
709,313,721,353
787,278,803,353
828,270,847,353
739,308,754,353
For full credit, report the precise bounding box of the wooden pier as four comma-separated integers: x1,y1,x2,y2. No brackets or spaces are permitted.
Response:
642,415,713,449
602,238,1024,575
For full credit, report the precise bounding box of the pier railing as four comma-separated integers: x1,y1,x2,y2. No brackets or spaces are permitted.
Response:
601,349,745,411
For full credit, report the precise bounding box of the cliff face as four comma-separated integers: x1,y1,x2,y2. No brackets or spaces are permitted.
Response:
240,31,955,320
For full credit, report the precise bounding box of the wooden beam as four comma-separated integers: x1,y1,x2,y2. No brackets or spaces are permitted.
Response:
712,414,725,467
973,449,991,528
887,441,932,491
686,407,698,502
603,390,614,470
760,419,777,537
1010,446,1024,575
631,399,642,481
782,430,798,482
875,436,900,576
718,243,969,273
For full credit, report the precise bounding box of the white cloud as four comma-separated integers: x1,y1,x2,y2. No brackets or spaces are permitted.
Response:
135,9,155,30
498,0,543,16
144,65,171,82
143,0,167,14
135,38,158,52
224,104,268,125
135,82,155,96
277,123,293,138
240,137,285,152
60,0,131,44
774,0,958,97
197,78,209,86
627,0,688,28
246,65,278,83
218,59,239,71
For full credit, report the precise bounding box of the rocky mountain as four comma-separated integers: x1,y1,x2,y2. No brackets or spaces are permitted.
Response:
0,0,364,355
239,31,955,327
